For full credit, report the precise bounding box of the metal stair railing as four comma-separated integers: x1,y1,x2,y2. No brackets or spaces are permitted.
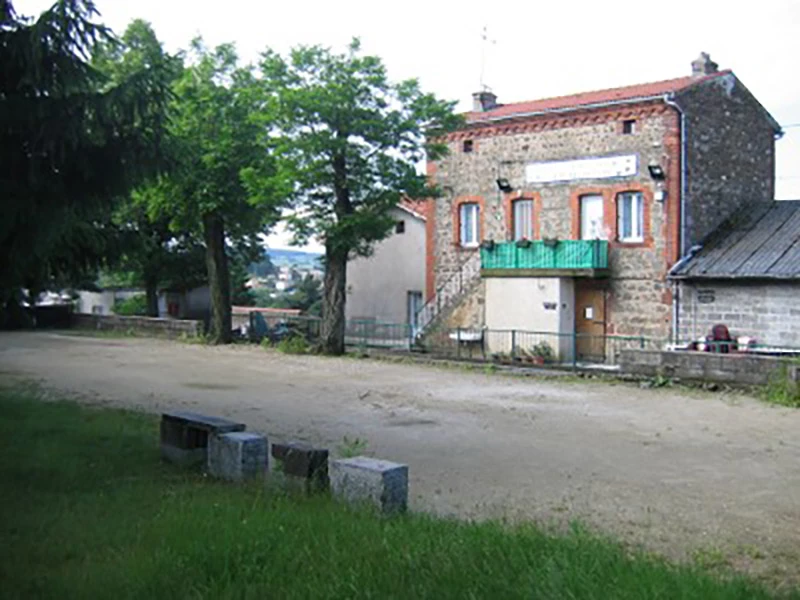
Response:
415,250,481,337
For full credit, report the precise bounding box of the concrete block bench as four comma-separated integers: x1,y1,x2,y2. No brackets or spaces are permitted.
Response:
208,432,268,481
160,411,246,466
271,441,329,492
330,456,408,514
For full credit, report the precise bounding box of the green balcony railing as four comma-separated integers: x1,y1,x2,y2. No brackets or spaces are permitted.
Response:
481,240,609,271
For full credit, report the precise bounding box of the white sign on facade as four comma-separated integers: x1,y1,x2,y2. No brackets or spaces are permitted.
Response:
525,154,638,184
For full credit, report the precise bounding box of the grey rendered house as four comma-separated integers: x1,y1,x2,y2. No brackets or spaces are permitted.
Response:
345,202,427,340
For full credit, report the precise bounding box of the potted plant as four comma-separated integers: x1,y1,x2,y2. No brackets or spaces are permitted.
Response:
531,341,554,365
542,236,559,248
515,237,532,249
481,239,496,251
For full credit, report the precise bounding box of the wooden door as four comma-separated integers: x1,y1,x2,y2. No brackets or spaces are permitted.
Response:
575,285,606,361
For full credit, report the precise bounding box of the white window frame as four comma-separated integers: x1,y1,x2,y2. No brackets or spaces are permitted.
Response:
579,194,605,240
512,199,534,241
459,202,480,247
617,192,644,243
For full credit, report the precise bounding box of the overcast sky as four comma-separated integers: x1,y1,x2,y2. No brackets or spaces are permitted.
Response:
18,0,800,252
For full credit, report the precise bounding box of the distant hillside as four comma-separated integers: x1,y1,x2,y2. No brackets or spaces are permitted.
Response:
266,248,323,268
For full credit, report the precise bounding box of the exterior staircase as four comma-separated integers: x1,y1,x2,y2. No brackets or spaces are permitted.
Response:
415,249,482,339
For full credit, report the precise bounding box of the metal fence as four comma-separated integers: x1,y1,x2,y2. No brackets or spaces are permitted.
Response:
244,313,414,350
421,326,659,368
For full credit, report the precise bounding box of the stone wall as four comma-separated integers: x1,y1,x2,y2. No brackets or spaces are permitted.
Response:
620,348,790,386
72,314,201,338
678,74,776,250
677,281,800,347
430,105,678,339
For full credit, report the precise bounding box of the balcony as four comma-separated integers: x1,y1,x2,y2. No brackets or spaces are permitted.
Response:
480,240,609,277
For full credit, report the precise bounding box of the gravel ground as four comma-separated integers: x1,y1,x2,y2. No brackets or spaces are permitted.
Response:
2,331,799,585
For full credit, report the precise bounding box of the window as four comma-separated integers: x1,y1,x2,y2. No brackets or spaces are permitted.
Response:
622,119,636,134
462,139,474,153
512,199,534,240
459,202,480,246
617,192,644,242
395,220,405,234
580,195,605,240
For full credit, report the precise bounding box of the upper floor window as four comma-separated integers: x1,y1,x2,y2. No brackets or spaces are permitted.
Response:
580,194,605,240
395,220,405,234
617,192,644,242
462,139,474,153
622,119,636,135
459,202,480,247
512,199,534,240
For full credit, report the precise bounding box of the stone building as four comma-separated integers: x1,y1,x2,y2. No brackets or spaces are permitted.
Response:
420,53,781,361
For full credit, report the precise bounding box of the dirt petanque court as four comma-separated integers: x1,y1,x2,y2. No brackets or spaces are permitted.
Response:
2,331,799,585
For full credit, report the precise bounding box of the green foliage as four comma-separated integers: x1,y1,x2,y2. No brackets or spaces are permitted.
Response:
337,435,369,458
276,335,311,355
531,341,555,362
763,361,800,408
256,39,461,353
0,388,784,599
0,2,173,305
113,294,148,316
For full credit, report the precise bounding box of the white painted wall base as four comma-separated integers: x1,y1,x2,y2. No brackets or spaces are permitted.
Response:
484,277,575,361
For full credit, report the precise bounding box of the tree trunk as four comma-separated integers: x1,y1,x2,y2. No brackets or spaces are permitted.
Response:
320,244,347,355
203,212,232,344
144,277,159,317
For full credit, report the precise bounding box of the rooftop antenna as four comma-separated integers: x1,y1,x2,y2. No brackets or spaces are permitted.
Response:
479,25,496,91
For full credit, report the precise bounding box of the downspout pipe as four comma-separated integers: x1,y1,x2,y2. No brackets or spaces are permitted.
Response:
663,93,687,343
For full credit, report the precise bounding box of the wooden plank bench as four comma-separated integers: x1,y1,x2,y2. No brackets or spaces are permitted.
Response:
160,411,246,466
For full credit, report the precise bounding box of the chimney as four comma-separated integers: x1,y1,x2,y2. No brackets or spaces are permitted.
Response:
691,52,719,77
472,89,498,112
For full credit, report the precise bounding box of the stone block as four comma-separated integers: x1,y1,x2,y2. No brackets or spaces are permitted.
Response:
160,411,246,466
271,441,329,491
208,432,268,481
330,456,408,514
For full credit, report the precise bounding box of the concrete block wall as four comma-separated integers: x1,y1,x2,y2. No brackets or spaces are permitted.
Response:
678,282,800,348
620,348,787,385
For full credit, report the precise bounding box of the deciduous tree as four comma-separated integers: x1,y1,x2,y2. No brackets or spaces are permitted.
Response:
258,40,460,354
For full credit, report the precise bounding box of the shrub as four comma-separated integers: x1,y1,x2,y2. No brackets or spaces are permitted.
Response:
763,361,800,408
276,335,310,355
113,294,148,316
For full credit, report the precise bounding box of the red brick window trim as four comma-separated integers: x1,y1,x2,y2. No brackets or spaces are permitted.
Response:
503,191,542,241
452,196,485,248
610,184,654,249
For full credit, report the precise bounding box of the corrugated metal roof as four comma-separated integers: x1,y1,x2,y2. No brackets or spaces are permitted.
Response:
671,201,800,280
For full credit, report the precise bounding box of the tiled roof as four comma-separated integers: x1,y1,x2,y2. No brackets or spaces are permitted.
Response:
467,71,732,122
397,198,427,220
670,201,800,280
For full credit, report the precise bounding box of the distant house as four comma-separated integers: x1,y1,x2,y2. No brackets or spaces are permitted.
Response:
670,200,800,348
76,288,142,315
345,201,426,330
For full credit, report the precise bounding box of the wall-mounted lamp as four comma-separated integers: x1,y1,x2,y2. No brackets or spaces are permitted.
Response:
647,162,666,181
495,177,513,193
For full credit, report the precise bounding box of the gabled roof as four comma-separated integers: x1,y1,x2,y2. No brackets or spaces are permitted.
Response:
397,198,426,221
670,201,800,280
466,71,732,123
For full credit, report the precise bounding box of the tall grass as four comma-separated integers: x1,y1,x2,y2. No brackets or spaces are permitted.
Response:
0,386,792,599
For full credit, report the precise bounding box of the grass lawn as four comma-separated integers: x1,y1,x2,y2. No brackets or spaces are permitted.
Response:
0,385,794,600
